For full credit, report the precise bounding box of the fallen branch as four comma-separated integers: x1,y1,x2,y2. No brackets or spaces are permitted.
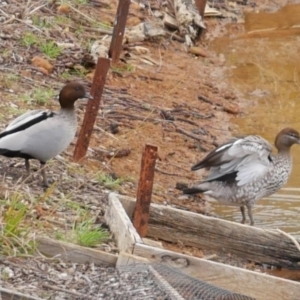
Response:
198,94,222,106
155,167,185,177
95,148,131,158
175,126,210,143
42,283,93,299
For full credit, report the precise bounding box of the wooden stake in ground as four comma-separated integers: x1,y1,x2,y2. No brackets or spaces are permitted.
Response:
133,145,158,237
109,0,130,65
195,0,207,18
73,57,110,162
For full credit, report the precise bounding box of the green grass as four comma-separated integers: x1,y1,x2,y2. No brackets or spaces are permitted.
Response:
21,32,39,47
74,219,109,247
97,173,125,190
111,64,135,74
56,218,109,247
60,71,73,80
0,194,36,256
32,15,53,28
39,41,63,59
20,88,55,106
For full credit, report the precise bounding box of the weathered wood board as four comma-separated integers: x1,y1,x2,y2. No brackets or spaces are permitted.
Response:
104,193,143,253
105,193,300,300
116,194,300,269
37,237,117,266
134,243,300,300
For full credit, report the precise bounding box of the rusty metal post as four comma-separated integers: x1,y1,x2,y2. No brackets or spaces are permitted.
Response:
195,0,207,18
73,57,110,162
109,0,130,65
133,144,158,237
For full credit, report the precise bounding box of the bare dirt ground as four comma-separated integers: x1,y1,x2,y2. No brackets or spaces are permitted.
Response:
0,0,295,298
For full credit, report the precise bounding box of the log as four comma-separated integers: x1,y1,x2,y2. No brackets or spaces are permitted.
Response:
116,194,300,269
37,237,117,266
105,193,143,253
134,243,300,300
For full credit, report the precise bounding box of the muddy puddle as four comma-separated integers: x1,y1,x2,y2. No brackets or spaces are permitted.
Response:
209,4,300,236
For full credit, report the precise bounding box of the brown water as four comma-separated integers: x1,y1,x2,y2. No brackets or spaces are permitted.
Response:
209,4,300,236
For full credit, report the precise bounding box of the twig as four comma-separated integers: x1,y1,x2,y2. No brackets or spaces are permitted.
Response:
68,4,96,23
79,26,113,35
156,44,163,72
16,17,43,32
42,283,93,299
155,167,185,177
176,117,199,126
277,229,300,253
176,126,210,143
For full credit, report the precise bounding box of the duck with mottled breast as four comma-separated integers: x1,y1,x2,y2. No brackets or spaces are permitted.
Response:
183,128,300,225
0,82,93,185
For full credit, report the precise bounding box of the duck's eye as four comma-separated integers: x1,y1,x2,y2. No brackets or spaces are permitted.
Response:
289,133,298,138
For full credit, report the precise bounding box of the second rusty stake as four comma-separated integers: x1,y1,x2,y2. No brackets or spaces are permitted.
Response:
73,57,110,162
133,144,158,237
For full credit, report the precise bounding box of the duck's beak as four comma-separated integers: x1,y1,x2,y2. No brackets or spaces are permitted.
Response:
85,92,93,100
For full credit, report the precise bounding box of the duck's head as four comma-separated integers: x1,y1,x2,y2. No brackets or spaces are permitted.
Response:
275,127,300,151
59,82,93,109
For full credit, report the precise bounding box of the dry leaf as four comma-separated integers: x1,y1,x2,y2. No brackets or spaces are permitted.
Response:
189,47,208,57
32,56,53,73
57,4,70,14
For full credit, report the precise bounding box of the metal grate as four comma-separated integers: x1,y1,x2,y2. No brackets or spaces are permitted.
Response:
115,263,256,300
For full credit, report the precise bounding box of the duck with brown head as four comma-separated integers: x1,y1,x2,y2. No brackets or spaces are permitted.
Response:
0,82,93,186
183,128,300,225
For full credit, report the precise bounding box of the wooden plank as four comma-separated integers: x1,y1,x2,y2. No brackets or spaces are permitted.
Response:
0,287,43,300
134,243,300,300
117,195,300,269
143,237,164,249
116,251,149,267
37,237,117,266
105,193,143,253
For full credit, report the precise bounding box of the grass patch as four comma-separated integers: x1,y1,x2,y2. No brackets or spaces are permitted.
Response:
0,194,36,257
40,41,63,59
32,15,53,28
97,173,125,190
20,87,55,106
73,219,109,247
56,217,109,247
21,32,39,47
111,64,135,74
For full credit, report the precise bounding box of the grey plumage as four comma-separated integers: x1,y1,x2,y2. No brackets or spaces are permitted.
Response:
183,128,300,225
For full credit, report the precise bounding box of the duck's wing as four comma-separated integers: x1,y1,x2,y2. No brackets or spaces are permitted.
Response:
192,135,273,186
2,110,54,135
